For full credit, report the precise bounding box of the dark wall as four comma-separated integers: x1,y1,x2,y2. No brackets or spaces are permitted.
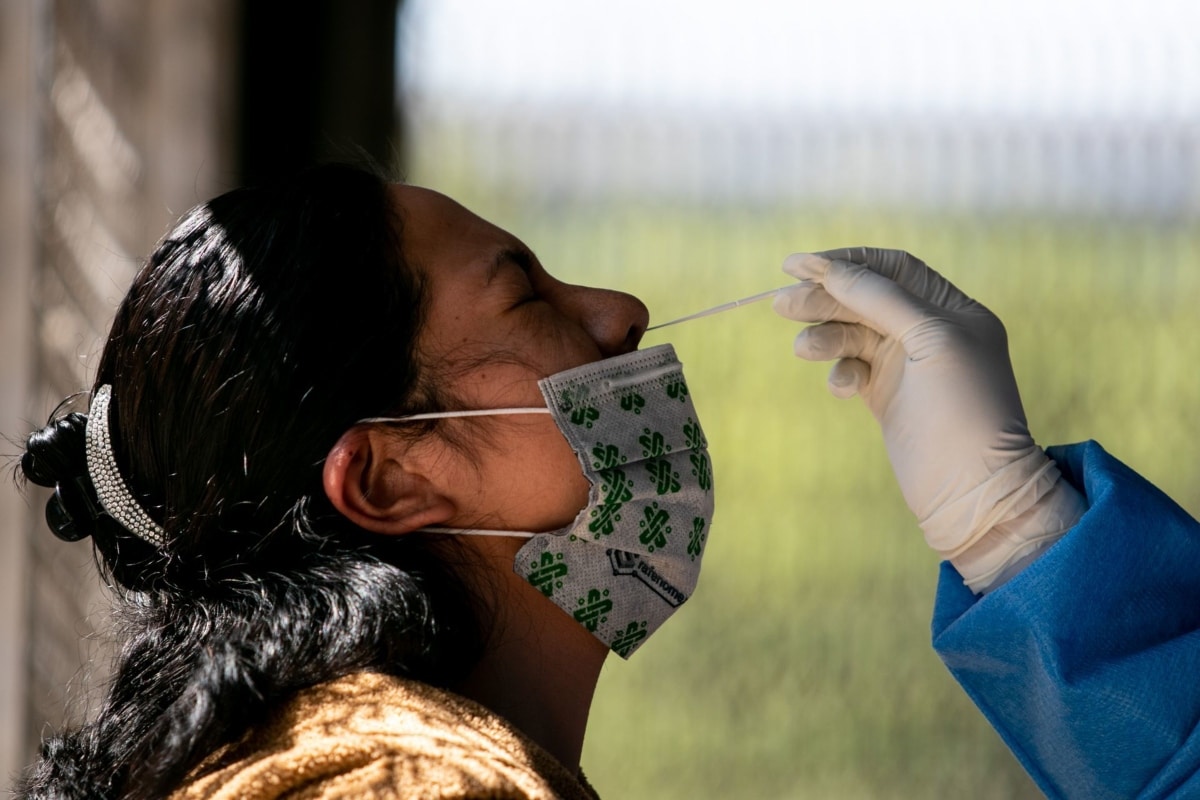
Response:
238,0,404,183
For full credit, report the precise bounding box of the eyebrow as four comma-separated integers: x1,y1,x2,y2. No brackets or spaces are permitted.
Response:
485,246,535,286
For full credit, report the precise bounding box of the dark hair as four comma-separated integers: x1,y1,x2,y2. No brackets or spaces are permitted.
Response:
15,164,485,799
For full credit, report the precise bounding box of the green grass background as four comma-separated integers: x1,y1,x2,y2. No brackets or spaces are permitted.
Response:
410,163,1200,798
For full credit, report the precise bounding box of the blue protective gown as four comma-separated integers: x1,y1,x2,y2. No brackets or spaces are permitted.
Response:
933,441,1200,799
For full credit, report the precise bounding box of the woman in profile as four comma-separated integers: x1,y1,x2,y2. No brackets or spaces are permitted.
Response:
18,163,714,799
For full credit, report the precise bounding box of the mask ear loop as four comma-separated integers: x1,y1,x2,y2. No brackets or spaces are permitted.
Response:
357,408,550,424
418,525,538,539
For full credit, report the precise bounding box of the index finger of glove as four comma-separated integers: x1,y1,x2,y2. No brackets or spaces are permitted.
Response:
772,281,862,325
811,247,975,311
816,257,933,340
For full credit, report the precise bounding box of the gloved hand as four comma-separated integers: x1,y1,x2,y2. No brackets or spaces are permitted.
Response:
773,248,1085,592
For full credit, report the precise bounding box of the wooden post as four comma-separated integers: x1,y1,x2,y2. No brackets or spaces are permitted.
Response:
0,0,40,784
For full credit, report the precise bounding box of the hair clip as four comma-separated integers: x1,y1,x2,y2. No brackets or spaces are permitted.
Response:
45,478,96,542
85,385,167,548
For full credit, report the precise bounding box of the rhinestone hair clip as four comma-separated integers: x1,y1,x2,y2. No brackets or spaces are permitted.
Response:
85,385,167,548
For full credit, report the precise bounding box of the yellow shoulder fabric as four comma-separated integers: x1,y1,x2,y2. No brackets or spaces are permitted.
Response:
170,672,599,800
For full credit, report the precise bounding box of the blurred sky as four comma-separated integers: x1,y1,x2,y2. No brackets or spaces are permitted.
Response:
400,0,1199,120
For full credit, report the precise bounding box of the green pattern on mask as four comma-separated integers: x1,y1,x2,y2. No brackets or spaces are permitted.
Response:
599,469,634,504
687,516,706,560
638,428,672,458
619,390,645,414
591,442,627,470
611,620,649,658
571,405,600,428
690,451,713,492
683,417,707,450
640,428,680,494
638,501,672,551
588,501,624,538
558,386,600,428
574,588,612,631
665,375,689,401
646,458,681,495
527,551,568,596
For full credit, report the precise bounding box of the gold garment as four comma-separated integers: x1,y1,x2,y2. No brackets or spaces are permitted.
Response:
171,672,599,800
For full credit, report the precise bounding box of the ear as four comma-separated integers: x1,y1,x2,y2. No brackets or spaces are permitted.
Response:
322,427,456,536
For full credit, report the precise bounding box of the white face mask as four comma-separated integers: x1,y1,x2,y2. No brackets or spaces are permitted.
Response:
361,343,715,658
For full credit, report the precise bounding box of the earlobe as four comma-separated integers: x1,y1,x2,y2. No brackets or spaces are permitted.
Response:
322,428,456,535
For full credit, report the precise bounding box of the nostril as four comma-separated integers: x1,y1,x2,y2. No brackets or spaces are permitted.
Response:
623,323,645,352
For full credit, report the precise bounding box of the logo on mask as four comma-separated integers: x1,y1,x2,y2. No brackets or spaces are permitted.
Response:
609,549,687,607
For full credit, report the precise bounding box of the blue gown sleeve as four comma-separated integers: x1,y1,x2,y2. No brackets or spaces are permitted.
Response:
932,440,1200,799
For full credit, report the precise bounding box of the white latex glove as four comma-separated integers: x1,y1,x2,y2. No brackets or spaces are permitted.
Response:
773,248,1085,592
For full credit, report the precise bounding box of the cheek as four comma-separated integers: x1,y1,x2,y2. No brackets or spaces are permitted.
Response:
451,361,550,410
521,300,606,374
476,418,591,532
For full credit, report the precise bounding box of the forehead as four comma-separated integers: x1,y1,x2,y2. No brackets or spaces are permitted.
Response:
386,184,513,266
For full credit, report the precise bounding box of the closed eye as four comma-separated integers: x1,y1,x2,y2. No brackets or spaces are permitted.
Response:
487,247,535,283
487,246,541,306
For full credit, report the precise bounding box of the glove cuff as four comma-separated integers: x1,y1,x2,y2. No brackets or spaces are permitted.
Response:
951,475,1087,592
918,447,1057,559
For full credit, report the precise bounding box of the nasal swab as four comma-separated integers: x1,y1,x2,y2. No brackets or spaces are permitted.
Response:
646,283,810,331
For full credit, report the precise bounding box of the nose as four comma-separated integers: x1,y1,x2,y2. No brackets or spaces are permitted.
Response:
560,285,650,357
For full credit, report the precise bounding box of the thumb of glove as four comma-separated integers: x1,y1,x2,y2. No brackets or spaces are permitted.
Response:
828,358,869,399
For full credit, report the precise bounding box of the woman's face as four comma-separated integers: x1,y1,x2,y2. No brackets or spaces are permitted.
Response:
390,185,649,534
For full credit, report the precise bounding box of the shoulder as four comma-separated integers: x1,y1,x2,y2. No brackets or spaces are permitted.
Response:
171,672,597,800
